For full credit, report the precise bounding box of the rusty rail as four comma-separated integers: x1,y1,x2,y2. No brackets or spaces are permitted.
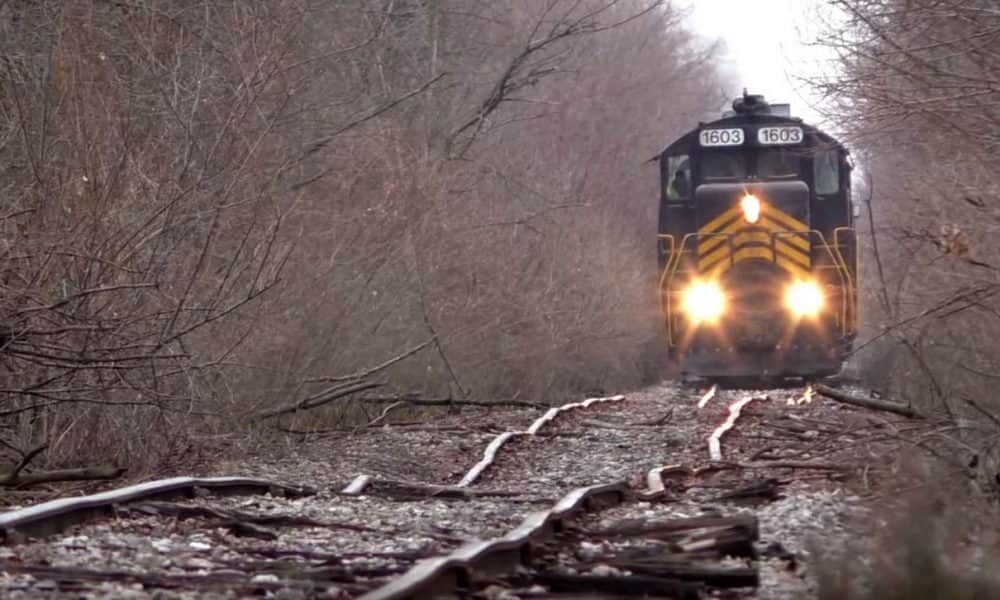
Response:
361,481,628,600
457,395,626,487
0,476,315,542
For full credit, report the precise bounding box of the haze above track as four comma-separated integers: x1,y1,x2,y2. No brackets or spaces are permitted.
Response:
684,0,838,128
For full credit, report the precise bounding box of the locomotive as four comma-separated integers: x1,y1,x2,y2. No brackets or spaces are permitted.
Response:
657,92,857,380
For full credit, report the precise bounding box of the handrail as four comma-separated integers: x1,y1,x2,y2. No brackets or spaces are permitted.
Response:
832,227,859,335
662,232,702,346
656,234,677,343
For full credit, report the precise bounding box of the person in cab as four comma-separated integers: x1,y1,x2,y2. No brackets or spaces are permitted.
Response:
666,158,690,201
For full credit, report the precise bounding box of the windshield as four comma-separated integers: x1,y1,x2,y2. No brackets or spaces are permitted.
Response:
701,151,746,180
757,148,801,178
814,149,840,194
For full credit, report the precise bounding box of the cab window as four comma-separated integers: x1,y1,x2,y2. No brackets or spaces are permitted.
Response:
814,149,840,194
665,154,690,202
757,148,800,178
701,151,746,180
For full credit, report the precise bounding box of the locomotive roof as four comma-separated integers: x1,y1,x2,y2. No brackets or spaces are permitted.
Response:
657,94,845,157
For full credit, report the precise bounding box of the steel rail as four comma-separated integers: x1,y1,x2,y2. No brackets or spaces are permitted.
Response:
708,395,765,461
457,395,626,487
0,476,315,542
341,395,626,496
361,480,628,600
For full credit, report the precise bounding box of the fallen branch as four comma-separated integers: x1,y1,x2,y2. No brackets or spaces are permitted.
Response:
125,501,384,534
360,394,546,410
10,444,48,479
631,409,674,427
238,545,436,563
364,401,405,428
963,396,1000,428
596,560,758,588
255,380,381,420
815,384,925,419
0,465,125,488
586,514,758,544
0,563,260,591
721,460,851,471
303,339,435,384
534,572,700,598
710,478,782,504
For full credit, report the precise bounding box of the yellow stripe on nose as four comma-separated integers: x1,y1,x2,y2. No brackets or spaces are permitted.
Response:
695,200,812,279
698,238,810,270
761,204,808,231
699,205,743,234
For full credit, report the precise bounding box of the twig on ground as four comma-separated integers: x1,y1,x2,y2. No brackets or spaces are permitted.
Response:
718,460,851,471
303,339,434,384
815,384,925,419
255,380,381,420
10,444,48,479
360,395,545,410
0,465,125,488
963,396,1000,429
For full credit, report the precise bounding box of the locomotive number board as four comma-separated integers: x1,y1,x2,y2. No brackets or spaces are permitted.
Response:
699,128,744,147
757,126,803,145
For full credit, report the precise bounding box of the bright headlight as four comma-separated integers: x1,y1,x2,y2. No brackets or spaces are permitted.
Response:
682,280,725,324
785,280,824,318
741,194,761,224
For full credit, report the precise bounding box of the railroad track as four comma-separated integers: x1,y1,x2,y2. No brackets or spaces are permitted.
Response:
0,382,908,598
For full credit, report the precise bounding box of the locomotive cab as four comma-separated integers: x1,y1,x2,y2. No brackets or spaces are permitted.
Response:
657,93,857,379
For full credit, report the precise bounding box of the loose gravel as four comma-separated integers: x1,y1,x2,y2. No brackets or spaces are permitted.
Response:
0,381,907,598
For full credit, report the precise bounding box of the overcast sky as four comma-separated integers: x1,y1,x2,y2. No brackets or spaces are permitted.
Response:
683,0,835,126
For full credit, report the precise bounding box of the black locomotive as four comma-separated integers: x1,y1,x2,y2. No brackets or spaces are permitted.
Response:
657,93,857,379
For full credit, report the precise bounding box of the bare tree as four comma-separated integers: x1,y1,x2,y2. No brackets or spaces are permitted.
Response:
0,0,733,475
814,0,1000,488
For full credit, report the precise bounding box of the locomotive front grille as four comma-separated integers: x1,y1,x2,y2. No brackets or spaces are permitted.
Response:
695,195,812,281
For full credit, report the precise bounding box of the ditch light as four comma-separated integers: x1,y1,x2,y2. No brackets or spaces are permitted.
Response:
682,280,725,324
785,279,824,318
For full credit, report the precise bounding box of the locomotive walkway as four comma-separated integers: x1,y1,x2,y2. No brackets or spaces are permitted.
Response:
0,381,923,598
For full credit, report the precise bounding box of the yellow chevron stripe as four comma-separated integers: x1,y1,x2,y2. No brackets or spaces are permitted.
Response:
734,246,774,263
761,204,808,231
694,200,812,280
776,255,811,280
699,243,771,272
698,220,765,255
701,255,810,281
698,238,811,273
762,220,810,252
698,244,731,271
700,246,782,277
699,201,807,235
777,241,811,268
699,216,772,253
698,220,809,256
698,230,769,263
699,205,742,233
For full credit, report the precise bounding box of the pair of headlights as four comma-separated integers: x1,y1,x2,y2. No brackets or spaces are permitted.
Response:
680,279,824,324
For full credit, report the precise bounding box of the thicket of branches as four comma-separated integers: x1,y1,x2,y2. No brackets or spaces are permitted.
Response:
0,1,728,476
815,0,1000,488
